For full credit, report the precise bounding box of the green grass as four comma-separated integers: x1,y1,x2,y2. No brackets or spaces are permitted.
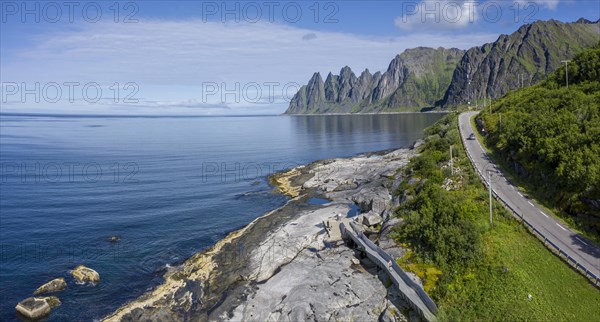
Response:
445,203,600,321
392,113,600,321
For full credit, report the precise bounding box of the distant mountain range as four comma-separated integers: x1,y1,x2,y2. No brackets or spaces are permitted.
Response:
285,19,599,114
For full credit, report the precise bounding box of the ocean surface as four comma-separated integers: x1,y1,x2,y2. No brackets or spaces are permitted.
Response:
0,113,442,321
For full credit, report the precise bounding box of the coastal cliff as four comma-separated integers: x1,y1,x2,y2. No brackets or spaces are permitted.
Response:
104,148,420,321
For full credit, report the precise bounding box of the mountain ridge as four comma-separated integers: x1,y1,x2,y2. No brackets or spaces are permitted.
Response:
286,47,464,114
285,18,599,114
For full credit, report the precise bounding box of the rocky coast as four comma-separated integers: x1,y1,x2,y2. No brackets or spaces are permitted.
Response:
103,145,422,322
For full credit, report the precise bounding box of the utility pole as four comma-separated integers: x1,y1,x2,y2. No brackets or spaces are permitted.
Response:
520,74,524,88
467,65,471,108
561,60,571,88
450,145,454,176
499,113,502,132
488,170,493,226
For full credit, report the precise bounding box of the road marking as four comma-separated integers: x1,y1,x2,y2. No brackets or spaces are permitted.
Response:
528,201,534,207
517,192,524,197
556,223,567,231
576,237,588,245
539,211,548,218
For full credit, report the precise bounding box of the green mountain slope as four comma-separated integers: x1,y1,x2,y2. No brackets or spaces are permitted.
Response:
443,18,599,107
285,19,599,114
477,43,600,233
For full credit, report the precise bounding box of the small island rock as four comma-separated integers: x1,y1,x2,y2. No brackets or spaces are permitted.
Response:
15,296,61,320
33,277,67,294
71,265,100,283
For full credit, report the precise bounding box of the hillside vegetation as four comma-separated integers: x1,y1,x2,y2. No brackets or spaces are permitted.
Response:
477,43,600,236
391,114,600,320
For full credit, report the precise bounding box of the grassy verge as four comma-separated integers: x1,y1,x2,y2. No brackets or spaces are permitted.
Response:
391,113,600,321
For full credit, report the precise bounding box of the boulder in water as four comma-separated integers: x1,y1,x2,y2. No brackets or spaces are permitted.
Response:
33,278,67,294
15,296,61,320
71,265,100,284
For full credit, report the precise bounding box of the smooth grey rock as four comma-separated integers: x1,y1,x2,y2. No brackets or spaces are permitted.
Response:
106,148,416,322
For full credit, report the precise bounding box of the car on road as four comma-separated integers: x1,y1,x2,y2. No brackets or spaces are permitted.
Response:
468,133,476,140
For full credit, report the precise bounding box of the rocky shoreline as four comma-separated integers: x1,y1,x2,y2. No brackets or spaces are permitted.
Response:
103,146,422,322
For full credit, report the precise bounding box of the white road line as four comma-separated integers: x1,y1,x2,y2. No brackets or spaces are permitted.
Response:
539,211,548,218
556,223,567,231
528,201,534,207
576,237,589,245
517,192,523,197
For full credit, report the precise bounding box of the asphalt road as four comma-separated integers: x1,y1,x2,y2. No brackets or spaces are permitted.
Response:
459,112,600,281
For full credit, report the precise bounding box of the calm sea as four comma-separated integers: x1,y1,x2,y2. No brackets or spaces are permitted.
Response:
0,113,442,321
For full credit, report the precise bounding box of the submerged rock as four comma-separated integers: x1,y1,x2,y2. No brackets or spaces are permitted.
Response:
71,265,100,284
33,278,67,295
15,296,61,320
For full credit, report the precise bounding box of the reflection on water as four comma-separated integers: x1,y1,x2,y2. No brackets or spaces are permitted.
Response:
290,114,441,152
291,113,436,135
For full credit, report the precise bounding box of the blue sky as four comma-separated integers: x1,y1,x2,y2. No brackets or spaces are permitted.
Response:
1,0,598,115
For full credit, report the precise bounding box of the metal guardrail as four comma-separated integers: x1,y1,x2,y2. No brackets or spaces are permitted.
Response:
341,222,438,321
459,114,600,287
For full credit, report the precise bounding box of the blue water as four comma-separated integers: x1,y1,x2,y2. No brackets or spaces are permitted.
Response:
0,113,441,321
307,197,331,205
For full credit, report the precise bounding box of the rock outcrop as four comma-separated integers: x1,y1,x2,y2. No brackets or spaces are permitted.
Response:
71,265,100,284
16,296,61,320
103,148,419,322
362,211,383,227
33,278,67,295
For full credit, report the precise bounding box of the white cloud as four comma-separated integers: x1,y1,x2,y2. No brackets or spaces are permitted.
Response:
395,1,479,31
1,19,497,115
516,0,560,10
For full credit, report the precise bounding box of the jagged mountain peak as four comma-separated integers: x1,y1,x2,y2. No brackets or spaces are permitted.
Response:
285,19,598,114
285,47,464,114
